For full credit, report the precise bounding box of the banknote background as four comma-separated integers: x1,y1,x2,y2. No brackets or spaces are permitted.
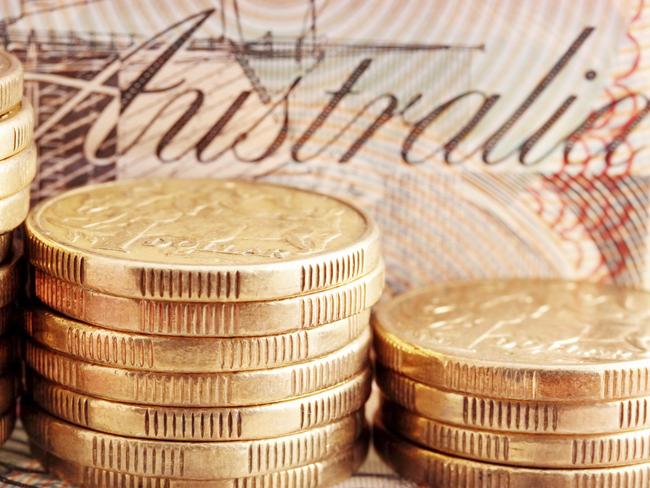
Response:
0,0,647,485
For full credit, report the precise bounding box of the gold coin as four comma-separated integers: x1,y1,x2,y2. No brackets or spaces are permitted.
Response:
377,365,650,435
28,368,371,440
35,265,383,336
0,143,37,198
31,435,368,488
0,185,29,234
0,305,17,336
25,306,370,372
0,232,12,263
0,409,15,447
23,403,365,480
0,100,33,161
373,279,650,402
381,399,650,468
0,372,17,414
374,424,650,488
0,251,21,308
26,179,382,302
25,329,370,406
0,52,23,116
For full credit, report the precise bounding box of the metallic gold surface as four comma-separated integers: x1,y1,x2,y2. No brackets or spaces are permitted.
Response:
376,365,650,435
28,368,371,440
26,179,382,302
31,435,368,488
373,279,650,401
25,329,370,406
374,423,650,488
35,265,383,336
23,404,365,480
0,100,33,161
0,409,15,447
0,185,29,234
0,52,23,116
381,400,650,468
0,250,20,308
0,232,11,263
0,143,37,198
25,307,370,372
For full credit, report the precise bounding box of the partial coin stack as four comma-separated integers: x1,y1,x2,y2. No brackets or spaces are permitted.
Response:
0,50,36,449
22,179,383,487
373,280,650,487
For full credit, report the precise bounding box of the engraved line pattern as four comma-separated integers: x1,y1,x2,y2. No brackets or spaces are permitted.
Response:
65,327,155,369
300,249,365,292
140,301,238,336
461,396,559,433
424,421,510,462
0,264,17,307
574,466,650,488
375,335,405,370
0,77,20,113
381,372,416,409
299,283,367,328
139,268,241,300
299,377,367,429
32,381,90,427
603,368,650,399
247,431,329,474
571,433,650,466
91,437,185,477
26,344,79,388
83,467,172,488
234,463,320,488
214,333,310,370
444,362,539,399
133,373,231,405
29,237,85,284
290,345,363,396
36,272,86,317
619,398,649,429
0,413,14,442
143,409,243,440
425,456,511,487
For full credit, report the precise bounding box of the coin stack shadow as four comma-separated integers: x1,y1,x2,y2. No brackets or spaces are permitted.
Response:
19,179,384,487
372,281,650,487
0,50,36,449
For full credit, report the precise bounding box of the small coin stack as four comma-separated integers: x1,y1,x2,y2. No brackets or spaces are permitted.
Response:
21,178,383,487
373,280,650,487
0,50,36,449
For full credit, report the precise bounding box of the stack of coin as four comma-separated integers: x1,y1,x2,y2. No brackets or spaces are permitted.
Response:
373,280,650,486
0,50,36,449
21,179,383,487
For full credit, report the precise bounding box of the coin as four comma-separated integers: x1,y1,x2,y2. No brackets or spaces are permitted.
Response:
381,399,650,468
25,307,370,372
23,404,365,480
373,280,650,402
376,365,650,435
0,143,37,198
25,329,370,406
31,435,368,487
0,251,21,308
0,232,11,263
26,179,382,302
35,265,383,336
0,100,33,161
0,52,23,116
0,409,15,447
0,372,17,414
28,368,371,440
0,185,29,234
374,424,650,488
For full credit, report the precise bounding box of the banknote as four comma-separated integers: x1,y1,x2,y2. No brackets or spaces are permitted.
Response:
0,0,648,485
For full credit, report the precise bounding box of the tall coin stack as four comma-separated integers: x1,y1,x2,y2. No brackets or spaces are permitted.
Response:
21,179,383,487
0,50,37,449
373,281,650,487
